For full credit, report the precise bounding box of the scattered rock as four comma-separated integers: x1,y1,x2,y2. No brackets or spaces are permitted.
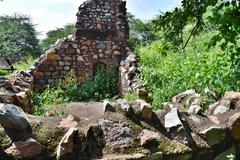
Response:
103,101,116,113
164,108,182,129
172,89,201,108
139,129,160,149
100,119,134,148
187,105,202,115
56,128,78,160
199,127,226,146
5,138,42,159
59,115,78,128
140,101,152,121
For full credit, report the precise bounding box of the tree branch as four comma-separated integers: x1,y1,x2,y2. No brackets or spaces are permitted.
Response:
183,22,200,49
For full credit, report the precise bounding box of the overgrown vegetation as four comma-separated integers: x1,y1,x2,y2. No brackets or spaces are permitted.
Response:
124,92,141,102
32,66,118,116
0,0,239,113
134,0,240,109
139,32,239,109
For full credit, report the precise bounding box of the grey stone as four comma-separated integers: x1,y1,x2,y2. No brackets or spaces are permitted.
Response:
100,119,134,147
0,103,32,142
64,66,70,71
172,89,201,108
164,108,182,129
187,105,202,115
199,127,226,146
97,43,106,50
129,66,137,73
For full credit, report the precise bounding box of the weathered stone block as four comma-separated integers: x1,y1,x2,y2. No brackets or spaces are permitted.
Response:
47,54,61,61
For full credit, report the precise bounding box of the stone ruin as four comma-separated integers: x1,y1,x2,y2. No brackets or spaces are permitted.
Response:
30,0,143,95
1,0,240,159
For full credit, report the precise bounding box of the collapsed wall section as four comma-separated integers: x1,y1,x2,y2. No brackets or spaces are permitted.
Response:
31,0,129,91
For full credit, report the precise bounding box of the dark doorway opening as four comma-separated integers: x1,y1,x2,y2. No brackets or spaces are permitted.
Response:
93,62,107,77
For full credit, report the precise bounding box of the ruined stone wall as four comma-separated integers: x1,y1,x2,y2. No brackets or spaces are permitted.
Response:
32,0,129,91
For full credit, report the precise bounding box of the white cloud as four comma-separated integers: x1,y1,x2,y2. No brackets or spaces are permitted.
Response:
30,10,46,19
50,13,68,19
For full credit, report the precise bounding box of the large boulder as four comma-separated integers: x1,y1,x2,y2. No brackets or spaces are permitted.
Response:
0,103,32,142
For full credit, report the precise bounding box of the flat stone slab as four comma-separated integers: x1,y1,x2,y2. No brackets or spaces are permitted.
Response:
49,102,104,132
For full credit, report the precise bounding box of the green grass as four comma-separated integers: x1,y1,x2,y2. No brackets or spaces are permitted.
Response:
139,32,240,109
0,69,10,76
13,55,35,71
124,92,141,102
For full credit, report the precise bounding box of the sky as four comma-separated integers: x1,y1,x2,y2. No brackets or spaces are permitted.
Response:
0,0,181,39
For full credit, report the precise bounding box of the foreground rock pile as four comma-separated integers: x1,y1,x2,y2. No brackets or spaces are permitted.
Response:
0,90,239,159
0,72,33,113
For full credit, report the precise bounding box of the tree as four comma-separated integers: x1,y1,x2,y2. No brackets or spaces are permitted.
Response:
152,0,240,50
40,24,75,51
127,13,159,50
152,0,240,91
0,14,40,62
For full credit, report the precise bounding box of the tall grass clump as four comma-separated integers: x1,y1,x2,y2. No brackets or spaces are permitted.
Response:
139,32,240,109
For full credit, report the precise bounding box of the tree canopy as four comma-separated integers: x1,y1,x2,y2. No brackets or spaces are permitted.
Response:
152,0,240,50
40,24,75,51
0,14,40,62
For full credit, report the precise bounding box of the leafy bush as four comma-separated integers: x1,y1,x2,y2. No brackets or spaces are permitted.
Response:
139,32,240,109
32,66,118,115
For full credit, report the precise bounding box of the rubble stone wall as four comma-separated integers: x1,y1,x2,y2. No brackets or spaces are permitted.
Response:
31,0,129,91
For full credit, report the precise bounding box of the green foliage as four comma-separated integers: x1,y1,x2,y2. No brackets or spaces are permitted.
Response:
32,66,118,115
152,0,240,49
139,32,240,109
0,69,9,76
0,14,40,62
13,55,36,71
40,24,74,51
143,0,240,109
124,92,141,102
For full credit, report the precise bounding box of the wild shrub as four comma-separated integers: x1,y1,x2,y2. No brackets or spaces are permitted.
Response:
139,33,240,109
32,66,118,115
